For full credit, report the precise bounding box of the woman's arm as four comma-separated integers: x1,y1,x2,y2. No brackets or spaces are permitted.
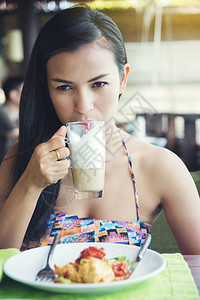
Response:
157,148,200,254
0,126,70,249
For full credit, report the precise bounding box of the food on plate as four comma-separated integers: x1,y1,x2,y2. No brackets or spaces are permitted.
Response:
54,246,132,283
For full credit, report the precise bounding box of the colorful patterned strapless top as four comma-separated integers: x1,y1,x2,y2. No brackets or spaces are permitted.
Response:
21,210,151,250
21,130,151,251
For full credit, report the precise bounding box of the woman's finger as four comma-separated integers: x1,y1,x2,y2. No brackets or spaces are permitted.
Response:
47,159,71,172
50,147,70,162
52,125,67,138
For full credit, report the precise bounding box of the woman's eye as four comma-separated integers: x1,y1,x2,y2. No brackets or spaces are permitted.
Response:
56,85,72,91
92,82,107,88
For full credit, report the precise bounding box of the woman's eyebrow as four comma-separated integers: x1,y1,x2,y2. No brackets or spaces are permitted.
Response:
51,78,73,84
88,73,110,82
51,73,110,84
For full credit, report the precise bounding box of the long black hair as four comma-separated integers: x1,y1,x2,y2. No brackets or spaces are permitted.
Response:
15,5,127,240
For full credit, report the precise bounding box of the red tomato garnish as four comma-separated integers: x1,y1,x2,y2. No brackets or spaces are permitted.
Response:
112,261,128,277
75,246,106,263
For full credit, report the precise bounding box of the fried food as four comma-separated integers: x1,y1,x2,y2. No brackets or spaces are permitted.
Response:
54,246,130,284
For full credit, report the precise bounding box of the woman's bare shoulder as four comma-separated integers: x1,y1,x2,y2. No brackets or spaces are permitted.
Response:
0,143,18,204
124,131,181,167
123,130,191,186
128,133,197,197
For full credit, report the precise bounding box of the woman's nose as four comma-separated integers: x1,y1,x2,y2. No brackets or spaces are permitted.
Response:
74,91,94,114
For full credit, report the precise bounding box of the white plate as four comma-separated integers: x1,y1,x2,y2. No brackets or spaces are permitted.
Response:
3,242,166,295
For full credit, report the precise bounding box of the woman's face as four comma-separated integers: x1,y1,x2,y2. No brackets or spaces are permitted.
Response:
47,42,129,125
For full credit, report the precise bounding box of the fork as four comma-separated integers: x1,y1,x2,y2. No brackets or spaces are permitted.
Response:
128,233,152,279
35,233,59,282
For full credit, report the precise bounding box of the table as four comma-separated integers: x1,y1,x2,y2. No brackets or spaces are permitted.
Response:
184,255,200,295
0,253,199,299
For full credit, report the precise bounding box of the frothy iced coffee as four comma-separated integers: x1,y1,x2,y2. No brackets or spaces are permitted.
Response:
67,121,105,199
72,168,105,192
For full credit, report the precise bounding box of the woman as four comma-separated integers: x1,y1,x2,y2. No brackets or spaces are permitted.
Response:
0,5,199,254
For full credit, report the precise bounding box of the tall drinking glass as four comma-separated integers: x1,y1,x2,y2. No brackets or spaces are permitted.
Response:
66,121,105,199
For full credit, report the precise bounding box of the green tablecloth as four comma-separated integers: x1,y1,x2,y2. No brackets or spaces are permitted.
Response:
0,251,199,300
0,248,20,282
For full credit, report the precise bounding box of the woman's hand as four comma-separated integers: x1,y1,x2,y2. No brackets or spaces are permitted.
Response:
22,125,70,189
0,126,70,249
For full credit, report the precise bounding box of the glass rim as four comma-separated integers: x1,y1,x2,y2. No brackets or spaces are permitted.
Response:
66,120,105,126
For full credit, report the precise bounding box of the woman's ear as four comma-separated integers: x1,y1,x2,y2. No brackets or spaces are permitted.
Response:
120,63,130,94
